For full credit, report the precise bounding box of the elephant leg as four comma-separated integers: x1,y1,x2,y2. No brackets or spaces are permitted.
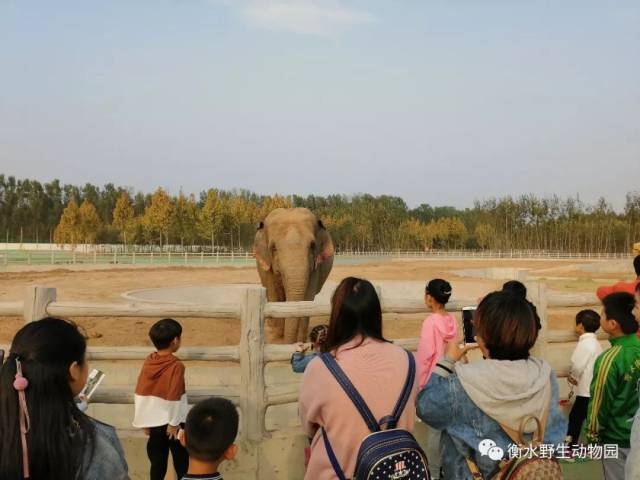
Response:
284,317,300,343
297,317,310,343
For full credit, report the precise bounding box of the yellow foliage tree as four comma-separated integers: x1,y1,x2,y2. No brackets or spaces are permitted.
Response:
112,192,136,246
475,223,496,249
142,188,173,248
78,200,102,245
171,192,199,246
53,199,81,247
198,189,226,250
260,194,293,218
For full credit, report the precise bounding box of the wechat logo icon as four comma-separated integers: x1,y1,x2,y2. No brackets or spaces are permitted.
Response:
478,439,504,461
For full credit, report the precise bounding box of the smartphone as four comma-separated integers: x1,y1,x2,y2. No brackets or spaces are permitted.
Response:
462,307,477,345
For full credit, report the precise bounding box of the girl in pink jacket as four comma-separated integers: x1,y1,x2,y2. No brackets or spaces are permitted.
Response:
416,278,458,480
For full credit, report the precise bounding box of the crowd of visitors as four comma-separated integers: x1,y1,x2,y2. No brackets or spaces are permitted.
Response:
0,256,639,479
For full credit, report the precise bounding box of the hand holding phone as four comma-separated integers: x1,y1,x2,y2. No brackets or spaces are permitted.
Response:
462,306,478,346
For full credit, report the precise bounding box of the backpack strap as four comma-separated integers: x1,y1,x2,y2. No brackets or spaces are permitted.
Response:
318,350,415,480
320,352,379,432
464,458,485,480
321,427,347,480
380,350,416,429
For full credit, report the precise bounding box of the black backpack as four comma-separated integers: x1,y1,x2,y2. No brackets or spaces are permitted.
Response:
320,350,430,480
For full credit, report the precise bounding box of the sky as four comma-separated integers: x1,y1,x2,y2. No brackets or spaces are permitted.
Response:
1,0,639,209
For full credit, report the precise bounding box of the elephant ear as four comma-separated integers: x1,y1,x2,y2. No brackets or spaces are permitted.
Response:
315,220,334,268
253,222,271,271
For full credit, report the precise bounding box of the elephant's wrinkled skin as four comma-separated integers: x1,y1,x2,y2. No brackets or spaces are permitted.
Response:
253,208,334,343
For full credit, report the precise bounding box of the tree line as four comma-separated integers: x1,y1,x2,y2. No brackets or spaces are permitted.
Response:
1,174,639,253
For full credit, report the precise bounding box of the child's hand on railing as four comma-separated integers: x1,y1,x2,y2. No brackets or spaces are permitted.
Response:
294,342,311,353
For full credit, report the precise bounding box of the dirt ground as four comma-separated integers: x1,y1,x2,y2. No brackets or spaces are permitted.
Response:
0,258,629,347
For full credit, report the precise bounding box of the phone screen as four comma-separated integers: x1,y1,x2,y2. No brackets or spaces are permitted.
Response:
462,307,477,345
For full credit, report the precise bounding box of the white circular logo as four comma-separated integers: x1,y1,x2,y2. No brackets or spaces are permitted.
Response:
478,439,496,456
488,446,505,461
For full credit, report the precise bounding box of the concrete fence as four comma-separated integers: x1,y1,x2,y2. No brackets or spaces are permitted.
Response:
0,282,606,479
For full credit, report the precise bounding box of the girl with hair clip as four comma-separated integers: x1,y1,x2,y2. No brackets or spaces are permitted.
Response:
0,317,129,480
416,278,458,480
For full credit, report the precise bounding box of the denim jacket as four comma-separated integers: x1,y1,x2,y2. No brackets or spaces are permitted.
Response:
82,420,130,480
291,352,319,373
626,407,640,480
416,359,567,480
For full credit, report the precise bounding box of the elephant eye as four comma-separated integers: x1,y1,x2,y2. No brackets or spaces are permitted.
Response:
310,241,316,251
271,244,277,252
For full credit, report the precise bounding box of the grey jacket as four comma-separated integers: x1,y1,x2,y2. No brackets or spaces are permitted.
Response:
81,420,129,480
416,357,567,480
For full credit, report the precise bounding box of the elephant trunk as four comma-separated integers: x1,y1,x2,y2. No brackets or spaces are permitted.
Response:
282,261,312,343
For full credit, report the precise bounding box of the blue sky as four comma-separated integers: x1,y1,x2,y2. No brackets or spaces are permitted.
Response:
1,1,638,209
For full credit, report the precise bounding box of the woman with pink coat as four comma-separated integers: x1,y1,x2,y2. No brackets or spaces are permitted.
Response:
416,278,458,480
298,277,418,479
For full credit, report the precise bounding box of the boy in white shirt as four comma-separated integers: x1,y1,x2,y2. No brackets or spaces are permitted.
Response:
566,309,603,452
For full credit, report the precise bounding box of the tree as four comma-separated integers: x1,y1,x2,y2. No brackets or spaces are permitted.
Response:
474,223,496,250
198,189,225,251
78,200,102,245
142,188,173,248
53,199,81,247
112,192,136,247
260,194,293,218
171,192,200,247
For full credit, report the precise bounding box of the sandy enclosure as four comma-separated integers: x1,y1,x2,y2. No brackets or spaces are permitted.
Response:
0,258,625,346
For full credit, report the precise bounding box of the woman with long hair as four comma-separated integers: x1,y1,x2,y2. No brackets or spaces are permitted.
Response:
0,317,129,480
299,277,418,479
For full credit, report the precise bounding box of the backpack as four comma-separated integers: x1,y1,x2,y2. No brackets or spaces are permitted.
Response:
465,392,563,480
320,350,430,480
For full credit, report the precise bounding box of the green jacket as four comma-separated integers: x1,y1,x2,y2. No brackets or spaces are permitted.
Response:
586,334,640,447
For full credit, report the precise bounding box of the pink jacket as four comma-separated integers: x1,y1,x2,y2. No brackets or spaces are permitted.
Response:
299,337,418,480
416,313,458,388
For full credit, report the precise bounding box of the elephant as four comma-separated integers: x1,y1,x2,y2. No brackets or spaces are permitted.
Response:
253,208,334,343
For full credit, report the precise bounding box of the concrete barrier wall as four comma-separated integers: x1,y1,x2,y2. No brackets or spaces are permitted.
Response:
0,282,609,479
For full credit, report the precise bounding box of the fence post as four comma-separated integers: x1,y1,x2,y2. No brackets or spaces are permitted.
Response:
239,286,267,442
201,252,204,264
184,252,188,265
132,252,136,264
50,250,54,265
23,286,57,323
526,281,548,359
27,252,31,265
73,251,76,264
